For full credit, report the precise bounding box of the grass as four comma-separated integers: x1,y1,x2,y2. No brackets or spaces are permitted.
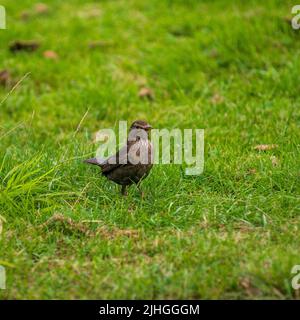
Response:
0,0,299,299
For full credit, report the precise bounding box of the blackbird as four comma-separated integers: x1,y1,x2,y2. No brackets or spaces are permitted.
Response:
84,120,153,196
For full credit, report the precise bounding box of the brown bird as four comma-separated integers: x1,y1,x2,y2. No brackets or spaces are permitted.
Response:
84,120,153,196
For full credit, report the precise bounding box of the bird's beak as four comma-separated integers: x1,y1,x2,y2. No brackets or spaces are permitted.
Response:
144,125,152,131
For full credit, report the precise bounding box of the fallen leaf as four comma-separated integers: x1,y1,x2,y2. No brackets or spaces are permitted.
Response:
85,9,101,18
211,92,224,104
78,6,101,19
209,48,219,58
243,8,263,19
19,10,31,20
43,50,58,60
239,277,261,296
247,168,257,175
254,144,278,151
270,155,279,167
34,3,50,15
9,40,40,53
138,87,154,100
19,3,49,20
0,70,11,86
88,40,114,49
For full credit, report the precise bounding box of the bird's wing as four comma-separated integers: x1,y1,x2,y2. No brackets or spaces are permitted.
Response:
84,140,140,174
100,142,134,174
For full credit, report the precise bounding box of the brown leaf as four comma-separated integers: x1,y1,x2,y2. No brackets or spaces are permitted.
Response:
270,155,279,167
19,3,49,20
211,92,224,104
209,48,219,58
0,70,11,86
138,87,154,100
19,10,31,20
254,144,278,151
239,277,261,296
83,9,101,18
34,3,50,15
78,6,101,19
247,168,257,175
88,40,114,49
9,40,40,53
43,50,58,60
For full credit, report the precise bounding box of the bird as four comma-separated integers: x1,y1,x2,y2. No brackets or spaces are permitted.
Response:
84,120,153,196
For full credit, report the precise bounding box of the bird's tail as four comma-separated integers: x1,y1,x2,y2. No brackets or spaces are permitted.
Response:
84,157,103,166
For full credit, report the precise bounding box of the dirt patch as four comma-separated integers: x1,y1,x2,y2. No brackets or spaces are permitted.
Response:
96,226,139,239
39,213,90,236
39,213,140,239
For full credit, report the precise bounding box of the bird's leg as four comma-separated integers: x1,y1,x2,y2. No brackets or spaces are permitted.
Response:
137,184,144,198
121,185,128,196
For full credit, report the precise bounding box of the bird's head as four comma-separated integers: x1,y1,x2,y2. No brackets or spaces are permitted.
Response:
129,120,152,141
130,120,152,132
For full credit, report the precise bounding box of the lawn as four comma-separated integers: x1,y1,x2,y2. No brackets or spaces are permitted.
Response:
0,0,299,299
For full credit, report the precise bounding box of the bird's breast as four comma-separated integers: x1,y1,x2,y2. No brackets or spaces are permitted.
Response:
128,139,153,165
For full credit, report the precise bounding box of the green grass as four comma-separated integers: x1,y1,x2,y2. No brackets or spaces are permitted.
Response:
0,0,299,299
